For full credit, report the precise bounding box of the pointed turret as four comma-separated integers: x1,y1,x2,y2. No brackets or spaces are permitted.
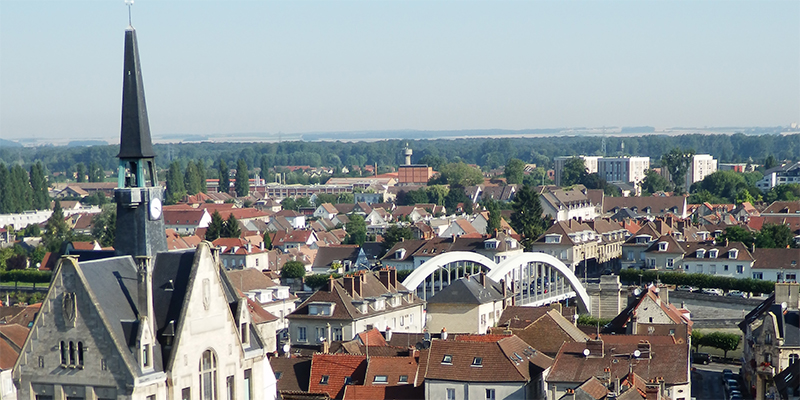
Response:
114,26,167,258
119,26,156,160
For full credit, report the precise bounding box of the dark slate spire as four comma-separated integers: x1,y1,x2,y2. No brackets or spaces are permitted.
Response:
118,26,156,159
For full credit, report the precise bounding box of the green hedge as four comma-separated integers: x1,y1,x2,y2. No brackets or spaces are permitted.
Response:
618,268,774,294
0,269,53,284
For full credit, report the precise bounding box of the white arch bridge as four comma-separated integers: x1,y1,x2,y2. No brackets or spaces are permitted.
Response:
401,251,591,314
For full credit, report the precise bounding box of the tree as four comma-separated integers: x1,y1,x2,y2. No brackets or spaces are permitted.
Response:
29,162,50,210
661,148,695,193
281,260,306,279
89,162,104,182
235,158,249,197
184,161,202,195
205,210,225,241
755,223,796,249
561,157,587,186
281,197,297,211
432,162,484,187
224,214,241,238
91,204,117,247
702,331,741,360
218,159,230,195
43,199,70,253
691,330,705,352
260,155,271,181
444,187,470,214
426,185,449,206
764,154,778,170
504,158,525,185
263,231,272,250
197,159,207,193
345,214,367,246
22,224,41,238
765,183,800,203
639,169,670,195
403,188,429,205
75,163,86,183
165,161,185,204
510,185,547,250
483,199,502,234
719,226,755,248
383,225,413,250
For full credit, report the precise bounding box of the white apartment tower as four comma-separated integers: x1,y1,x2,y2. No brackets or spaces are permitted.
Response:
686,154,717,190
597,157,650,186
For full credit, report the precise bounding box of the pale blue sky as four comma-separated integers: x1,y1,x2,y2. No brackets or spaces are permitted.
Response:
1,0,798,141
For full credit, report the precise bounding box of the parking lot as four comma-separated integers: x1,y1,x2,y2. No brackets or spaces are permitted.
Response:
692,363,749,400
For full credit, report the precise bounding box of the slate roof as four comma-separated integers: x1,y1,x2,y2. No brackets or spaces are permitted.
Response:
763,201,800,215
271,355,313,392
643,235,686,254
751,248,800,270
548,335,689,385
680,241,754,262
493,307,588,357
312,245,362,269
421,335,552,383
427,274,507,305
118,27,155,159
604,196,686,216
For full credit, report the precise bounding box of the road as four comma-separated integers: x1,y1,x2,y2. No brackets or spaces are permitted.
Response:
693,363,749,400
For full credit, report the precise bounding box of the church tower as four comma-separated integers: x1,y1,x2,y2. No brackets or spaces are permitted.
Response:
114,25,167,257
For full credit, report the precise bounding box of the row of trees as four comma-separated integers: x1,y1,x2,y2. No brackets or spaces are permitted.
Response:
692,330,742,360
0,162,50,213
719,224,799,249
618,268,776,294
205,211,242,241
165,158,253,204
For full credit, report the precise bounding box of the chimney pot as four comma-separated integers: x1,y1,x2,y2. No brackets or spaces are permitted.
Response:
441,327,448,341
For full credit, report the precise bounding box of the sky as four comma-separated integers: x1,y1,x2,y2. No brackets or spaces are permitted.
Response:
1,0,799,142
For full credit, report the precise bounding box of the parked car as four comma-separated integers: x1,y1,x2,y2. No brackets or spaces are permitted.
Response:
725,379,740,392
692,352,711,365
702,288,724,296
677,285,697,292
726,290,747,298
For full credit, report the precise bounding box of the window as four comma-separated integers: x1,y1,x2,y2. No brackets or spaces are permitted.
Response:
226,376,234,400
399,375,408,384
241,323,248,344
667,259,674,268
69,341,76,366
298,326,307,342
181,388,190,400
400,316,404,326
737,265,744,274
710,265,716,274
753,272,763,280
320,375,330,385
446,388,456,400
143,343,150,367
481,313,487,326
147,396,155,400
486,388,496,400
472,357,483,367
244,369,252,400
788,274,797,281
199,350,218,400
442,354,453,364
764,353,773,364
373,375,388,384
790,354,800,365
344,376,353,385
60,341,68,365
77,342,84,367
333,327,343,341
724,265,729,271
697,264,703,273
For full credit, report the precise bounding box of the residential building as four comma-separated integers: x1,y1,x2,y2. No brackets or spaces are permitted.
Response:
286,269,425,346
604,196,688,219
539,185,599,222
757,162,800,191
685,154,718,190
642,235,686,270
426,272,511,334
547,335,690,400
554,156,600,186
313,203,339,220
530,220,602,273
739,283,800,400
272,229,319,252
491,305,588,357
212,237,269,270
0,324,27,400
422,334,554,400
311,245,369,274
679,240,754,278
227,268,297,332
380,239,427,271
162,207,211,235
605,286,692,344
750,248,800,282
439,218,480,238
620,221,674,270
274,209,307,229
597,157,650,189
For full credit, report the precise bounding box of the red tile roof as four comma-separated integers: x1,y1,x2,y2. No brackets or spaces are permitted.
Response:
342,384,424,400
357,328,388,347
308,354,367,398
364,355,419,386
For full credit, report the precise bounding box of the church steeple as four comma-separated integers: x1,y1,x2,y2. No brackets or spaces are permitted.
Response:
114,25,167,258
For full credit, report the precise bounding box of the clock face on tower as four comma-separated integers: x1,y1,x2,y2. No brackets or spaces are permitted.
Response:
149,197,162,220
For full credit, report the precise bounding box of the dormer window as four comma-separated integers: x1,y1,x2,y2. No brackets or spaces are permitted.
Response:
658,242,668,251
635,235,652,244
471,357,483,367
308,302,335,316
696,249,706,258
709,249,719,259
373,298,385,311
545,234,562,244
143,344,150,368
729,249,739,259
442,354,453,364
395,249,406,259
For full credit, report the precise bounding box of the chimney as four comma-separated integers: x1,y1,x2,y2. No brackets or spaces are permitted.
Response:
327,275,335,292
775,282,800,310
441,327,448,341
260,241,265,250
637,340,652,359
343,275,356,297
246,242,252,253
585,338,604,358
645,383,661,400
658,284,669,305
479,271,486,288
385,327,393,342
353,273,363,297
389,268,397,288
379,269,392,290
500,279,507,299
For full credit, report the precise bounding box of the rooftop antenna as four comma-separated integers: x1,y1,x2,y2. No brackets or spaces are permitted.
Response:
125,0,134,26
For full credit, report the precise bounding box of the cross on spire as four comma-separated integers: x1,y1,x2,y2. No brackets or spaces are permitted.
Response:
125,0,134,26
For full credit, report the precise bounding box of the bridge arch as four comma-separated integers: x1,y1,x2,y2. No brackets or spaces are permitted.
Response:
400,251,495,292
488,253,591,314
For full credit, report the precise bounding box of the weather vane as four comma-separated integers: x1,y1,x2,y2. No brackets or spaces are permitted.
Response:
125,0,134,26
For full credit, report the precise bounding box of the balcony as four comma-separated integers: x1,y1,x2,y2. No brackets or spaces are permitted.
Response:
756,363,775,377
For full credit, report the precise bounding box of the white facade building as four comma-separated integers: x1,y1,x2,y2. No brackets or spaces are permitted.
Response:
686,154,718,190
597,157,650,187
554,156,600,186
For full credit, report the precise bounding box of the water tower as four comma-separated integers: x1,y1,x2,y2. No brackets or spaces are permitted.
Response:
403,143,413,165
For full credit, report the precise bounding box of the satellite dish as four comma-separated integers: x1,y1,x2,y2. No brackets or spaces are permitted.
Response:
782,302,788,311
633,350,641,358
283,344,290,353
633,288,642,296
583,349,591,357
